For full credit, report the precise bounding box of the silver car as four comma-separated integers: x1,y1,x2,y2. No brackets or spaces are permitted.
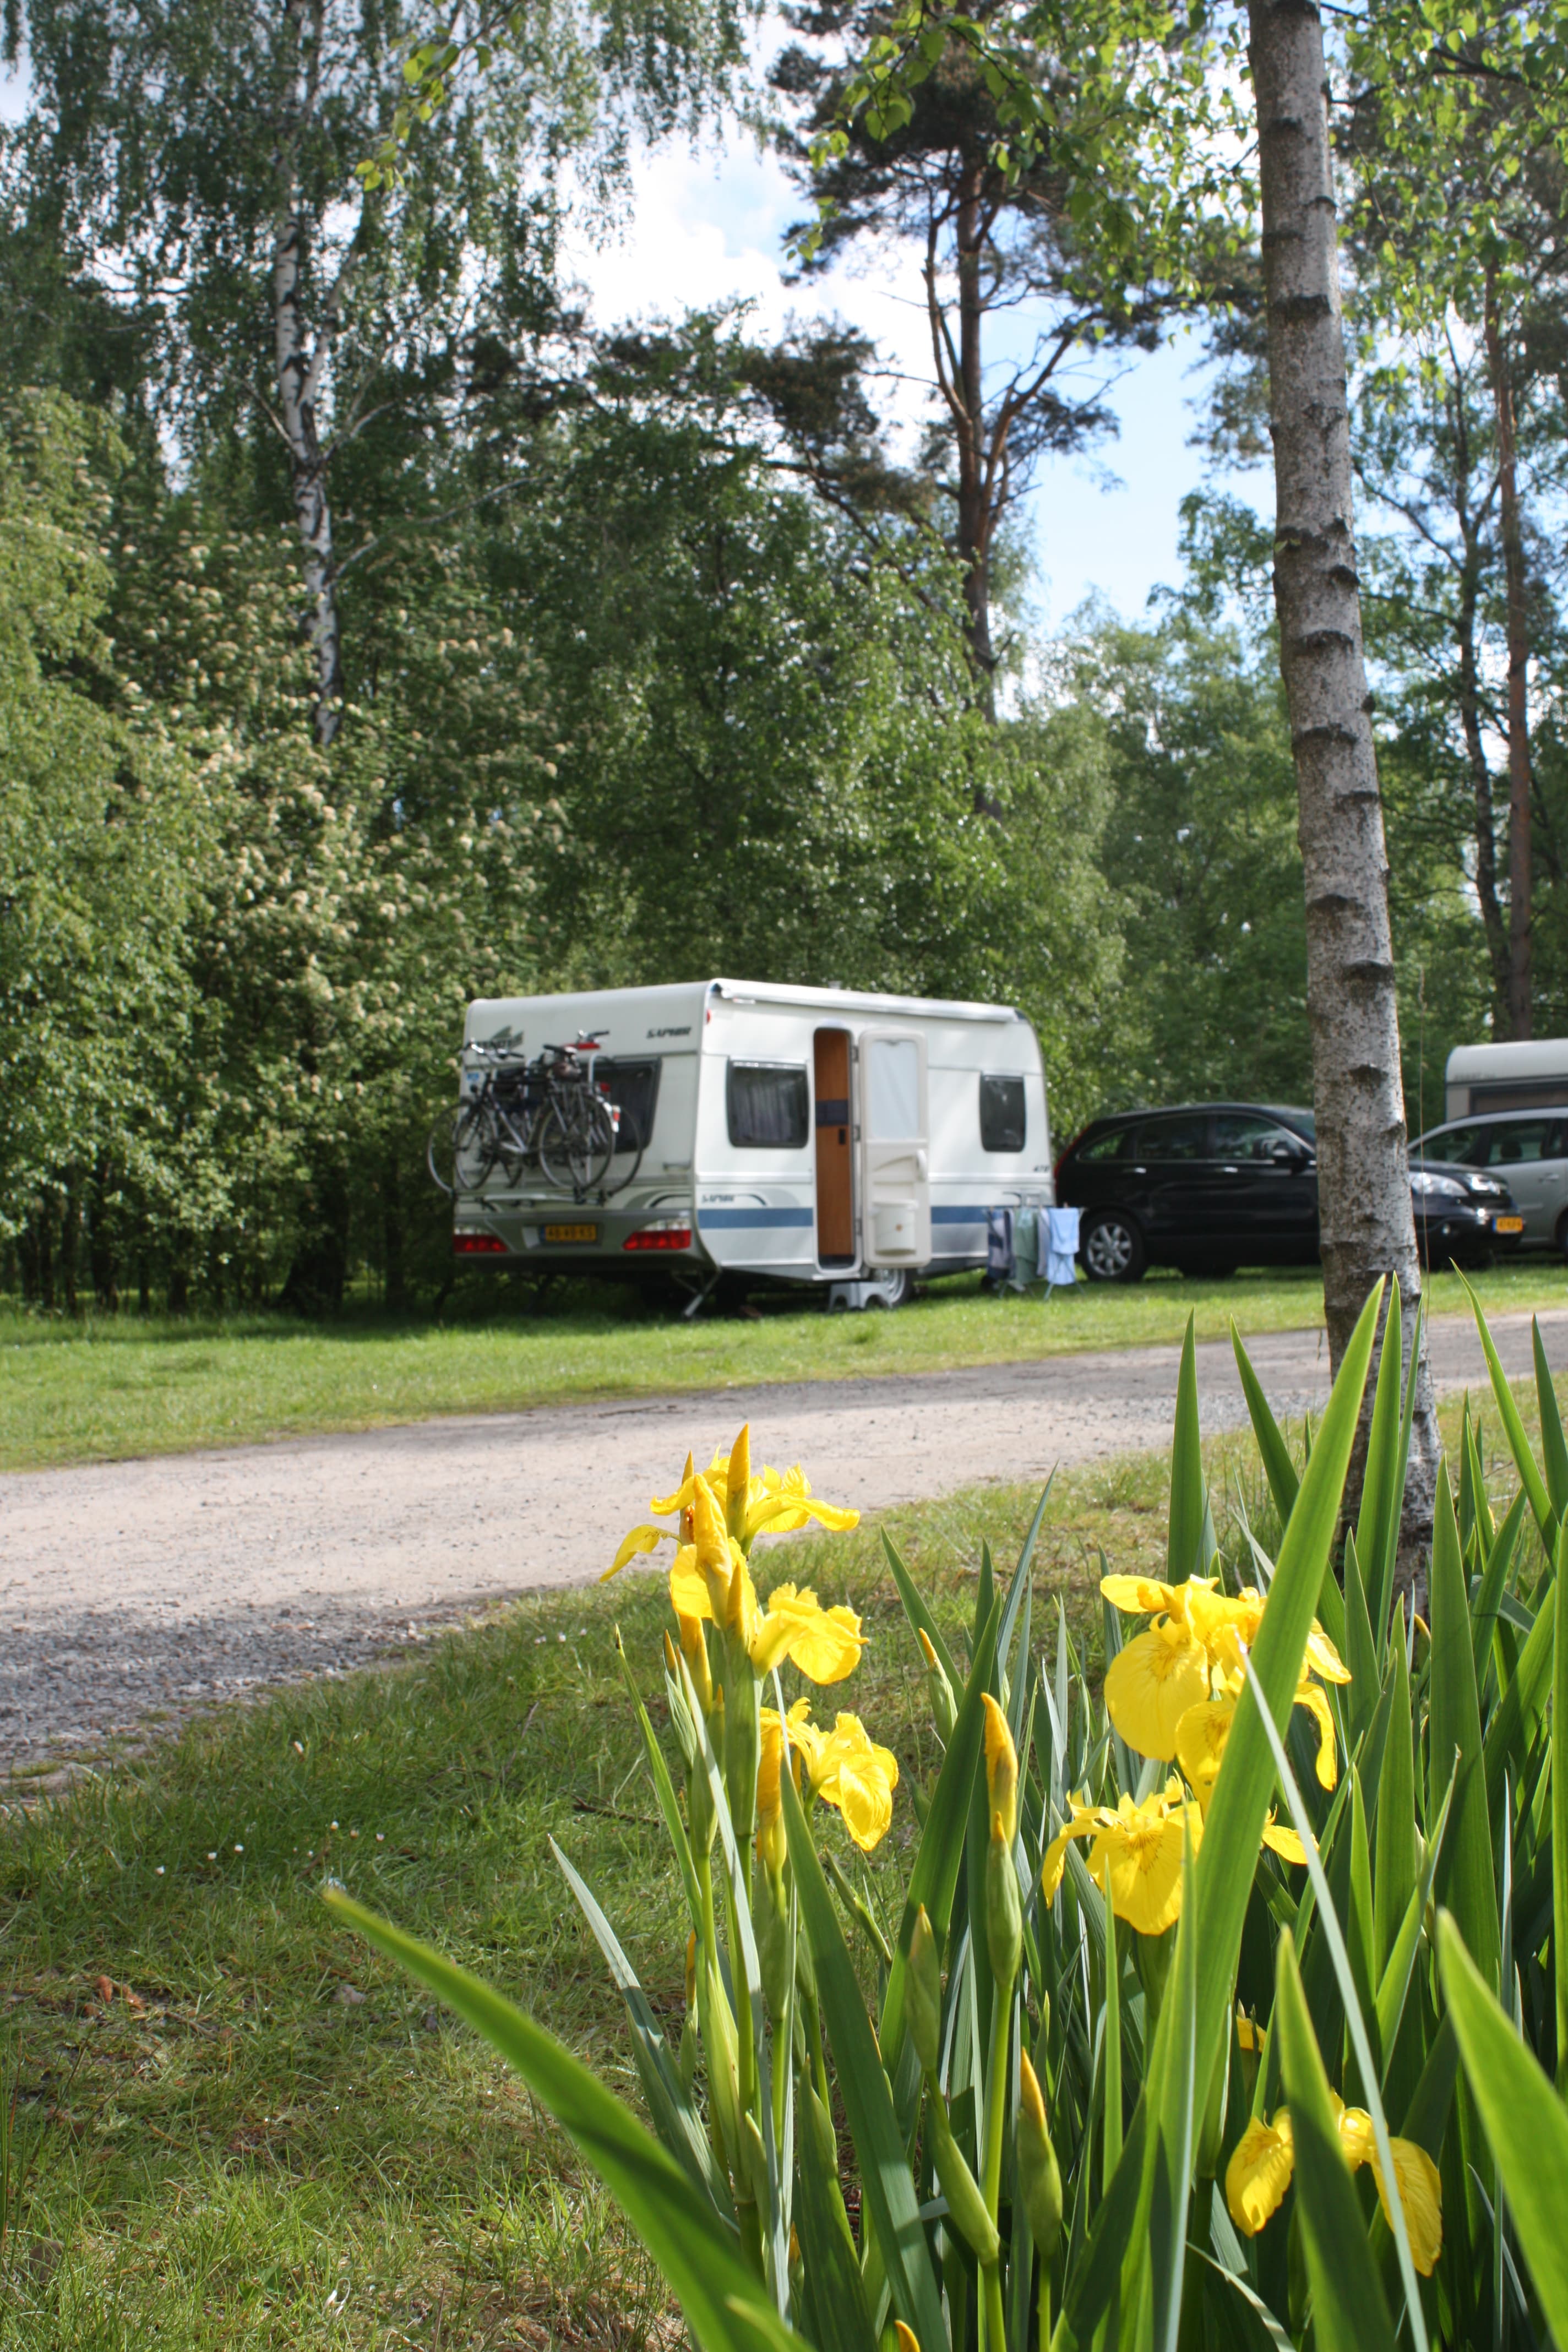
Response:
1415,1108,1568,1254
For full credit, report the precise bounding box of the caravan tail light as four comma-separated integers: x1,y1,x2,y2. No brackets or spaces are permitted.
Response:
624,1221,692,1252
453,1231,508,1255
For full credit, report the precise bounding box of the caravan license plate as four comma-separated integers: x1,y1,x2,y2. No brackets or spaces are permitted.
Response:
1495,1215,1525,1234
543,1222,598,1243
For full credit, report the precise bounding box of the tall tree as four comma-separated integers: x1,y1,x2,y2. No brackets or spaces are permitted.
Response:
770,3,1169,703
6,0,739,743
1244,0,1438,1544
1344,5,1568,1039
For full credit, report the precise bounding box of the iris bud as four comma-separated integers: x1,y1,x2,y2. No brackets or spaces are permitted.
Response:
677,1610,712,1715
907,1904,943,2078
726,1423,752,1542
986,1836,1022,1992
918,1629,956,1742
1016,2052,1063,2261
981,1695,1017,1847
926,2089,1000,2267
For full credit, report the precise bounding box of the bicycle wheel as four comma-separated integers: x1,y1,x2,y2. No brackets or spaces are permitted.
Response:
441,1100,499,1195
537,1092,616,1194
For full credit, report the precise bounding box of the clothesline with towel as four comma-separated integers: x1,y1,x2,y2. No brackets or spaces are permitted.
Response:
985,1205,1082,1295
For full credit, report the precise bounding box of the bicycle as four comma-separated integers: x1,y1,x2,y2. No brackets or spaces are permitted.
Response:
427,1033,646,1202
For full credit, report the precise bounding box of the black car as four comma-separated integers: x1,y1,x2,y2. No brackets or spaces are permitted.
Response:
1054,1102,1518,1281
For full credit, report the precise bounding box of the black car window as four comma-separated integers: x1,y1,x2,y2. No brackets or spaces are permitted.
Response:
1127,1115,1209,1161
1417,1125,1483,1164
1212,1113,1308,1162
1479,1119,1558,1167
1075,1128,1127,1162
979,1074,1026,1153
596,1057,661,1153
727,1061,809,1150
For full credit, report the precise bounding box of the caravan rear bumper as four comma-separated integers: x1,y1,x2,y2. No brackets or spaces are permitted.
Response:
453,1199,701,1262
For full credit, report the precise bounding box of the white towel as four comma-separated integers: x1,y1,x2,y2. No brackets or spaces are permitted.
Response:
1044,1205,1080,1288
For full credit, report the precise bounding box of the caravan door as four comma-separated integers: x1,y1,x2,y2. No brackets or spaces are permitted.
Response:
861,1030,932,1267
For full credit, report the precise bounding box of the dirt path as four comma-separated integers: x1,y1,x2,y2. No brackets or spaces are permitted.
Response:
5,1308,1564,1777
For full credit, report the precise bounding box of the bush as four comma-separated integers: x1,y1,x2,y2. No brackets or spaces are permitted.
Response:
331,1280,1568,2349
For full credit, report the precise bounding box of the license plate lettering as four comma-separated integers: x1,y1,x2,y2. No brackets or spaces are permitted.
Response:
543,1222,598,1243
1495,1215,1524,1233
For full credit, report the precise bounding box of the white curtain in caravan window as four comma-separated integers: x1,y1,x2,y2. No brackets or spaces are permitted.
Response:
867,1037,921,1138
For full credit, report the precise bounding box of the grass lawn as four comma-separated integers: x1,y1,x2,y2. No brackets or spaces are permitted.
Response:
2,1259,1563,1474
0,1381,1541,2351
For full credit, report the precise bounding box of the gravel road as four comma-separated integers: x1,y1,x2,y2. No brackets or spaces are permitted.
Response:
4,1306,1564,1779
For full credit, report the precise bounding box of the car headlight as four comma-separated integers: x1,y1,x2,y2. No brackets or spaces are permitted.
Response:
1467,1175,1506,1198
1411,1171,1466,1201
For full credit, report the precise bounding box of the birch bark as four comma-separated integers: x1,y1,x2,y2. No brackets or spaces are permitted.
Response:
1483,266,1534,1038
273,0,349,748
1246,0,1439,1560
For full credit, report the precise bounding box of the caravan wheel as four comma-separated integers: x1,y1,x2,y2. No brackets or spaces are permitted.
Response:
867,1268,911,1310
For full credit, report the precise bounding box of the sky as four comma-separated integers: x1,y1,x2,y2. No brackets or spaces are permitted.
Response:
560,130,1253,633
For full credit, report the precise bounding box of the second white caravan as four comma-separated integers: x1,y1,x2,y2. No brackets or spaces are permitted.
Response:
447,977,1053,1302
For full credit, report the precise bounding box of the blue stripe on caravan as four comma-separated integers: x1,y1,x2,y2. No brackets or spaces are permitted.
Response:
931,1205,990,1224
698,1207,814,1229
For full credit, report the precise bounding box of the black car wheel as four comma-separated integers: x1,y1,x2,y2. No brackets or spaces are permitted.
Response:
1082,1211,1145,1284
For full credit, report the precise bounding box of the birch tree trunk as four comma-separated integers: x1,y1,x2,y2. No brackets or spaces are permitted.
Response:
1246,0,1439,1562
1483,266,1533,1038
274,0,346,749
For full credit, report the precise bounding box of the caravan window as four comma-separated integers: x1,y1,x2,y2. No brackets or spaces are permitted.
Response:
727,1061,809,1149
597,1058,661,1153
979,1074,1027,1153
867,1037,921,1137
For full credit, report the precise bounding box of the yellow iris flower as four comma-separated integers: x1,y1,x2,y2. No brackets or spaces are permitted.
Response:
1226,2095,1442,2274
604,1427,859,1580
1040,1781,1203,1937
1174,1687,1338,1822
1100,1573,1349,1768
774,1701,899,1852
756,1703,801,1876
655,1475,865,1682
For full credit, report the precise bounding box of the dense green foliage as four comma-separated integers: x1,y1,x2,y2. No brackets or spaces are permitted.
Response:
2,0,1564,1311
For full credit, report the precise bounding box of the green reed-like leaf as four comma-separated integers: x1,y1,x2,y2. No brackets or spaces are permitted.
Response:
1470,1490,1525,1694
1428,1461,1500,1989
1243,1652,1430,2352
1341,1530,1379,1746
1101,1291,1383,2345
1356,1278,1404,1654
1231,1321,1299,1531
1181,1282,1382,2148
322,1890,802,2352
1169,1312,1204,1583
1274,1932,1400,2352
1532,1315,1568,1526
1484,1551,1554,1814
1374,1761,1452,2085
780,1763,948,2352
881,1593,1000,2110
1460,1275,1556,1554
616,1630,705,1941
1438,1913,1568,2345
880,1528,963,1692
551,1838,733,2218
793,2078,875,2352
1556,1541,1568,2090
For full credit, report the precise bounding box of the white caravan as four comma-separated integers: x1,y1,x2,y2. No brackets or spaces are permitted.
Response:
449,978,1052,1305
1445,1038,1568,1120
